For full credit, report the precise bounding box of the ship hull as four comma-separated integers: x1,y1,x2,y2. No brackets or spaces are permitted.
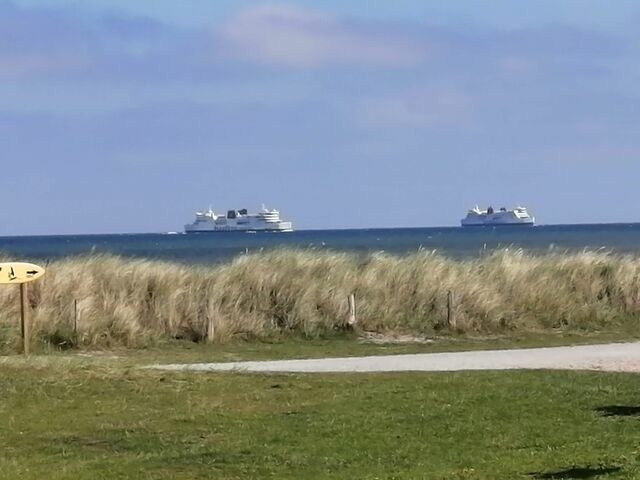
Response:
185,222,293,233
185,229,294,233
460,221,535,227
461,217,535,227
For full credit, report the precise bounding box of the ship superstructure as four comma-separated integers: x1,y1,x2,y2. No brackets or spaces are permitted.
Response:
461,206,535,227
185,206,293,233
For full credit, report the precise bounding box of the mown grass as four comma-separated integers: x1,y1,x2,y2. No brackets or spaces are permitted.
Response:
113,330,640,365
1,359,639,479
2,249,640,351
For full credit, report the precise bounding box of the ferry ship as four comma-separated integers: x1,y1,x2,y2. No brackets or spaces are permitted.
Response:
461,206,535,227
185,206,293,233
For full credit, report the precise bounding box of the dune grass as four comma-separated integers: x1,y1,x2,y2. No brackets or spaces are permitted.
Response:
1,358,639,479
1,249,640,351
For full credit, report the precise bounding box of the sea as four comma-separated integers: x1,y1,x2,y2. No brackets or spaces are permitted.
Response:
2,224,640,264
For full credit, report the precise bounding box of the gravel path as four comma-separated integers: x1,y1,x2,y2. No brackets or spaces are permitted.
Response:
151,342,640,374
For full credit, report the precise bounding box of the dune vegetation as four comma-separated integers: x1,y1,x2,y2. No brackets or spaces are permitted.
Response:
1,249,640,351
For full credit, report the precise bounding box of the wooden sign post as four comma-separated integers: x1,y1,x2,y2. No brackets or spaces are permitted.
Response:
0,262,46,355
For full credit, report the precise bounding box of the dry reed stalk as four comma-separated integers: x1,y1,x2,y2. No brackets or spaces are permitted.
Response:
0,249,638,350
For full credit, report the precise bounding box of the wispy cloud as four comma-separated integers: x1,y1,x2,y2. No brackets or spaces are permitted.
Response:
0,2,92,78
217,4,424,68
0,1,624,81
0,1,194,80
358,87,473,128
0,52,90,78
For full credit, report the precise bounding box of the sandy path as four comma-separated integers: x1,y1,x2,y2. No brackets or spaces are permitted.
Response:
150,342,640,374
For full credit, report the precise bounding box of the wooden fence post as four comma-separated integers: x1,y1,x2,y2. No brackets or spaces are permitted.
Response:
447,290,456,329
348,293,357,326
20,283,30,355
74,299,78,337
206,316,215,343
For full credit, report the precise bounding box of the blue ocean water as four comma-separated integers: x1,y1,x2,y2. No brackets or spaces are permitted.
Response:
2,224,640,264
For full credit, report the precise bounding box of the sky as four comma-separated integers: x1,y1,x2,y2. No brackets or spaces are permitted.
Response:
2,0,640,234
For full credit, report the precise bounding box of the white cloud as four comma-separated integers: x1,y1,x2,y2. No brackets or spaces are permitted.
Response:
218,4,423,68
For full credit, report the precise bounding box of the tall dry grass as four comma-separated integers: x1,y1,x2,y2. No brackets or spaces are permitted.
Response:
1,249,640,350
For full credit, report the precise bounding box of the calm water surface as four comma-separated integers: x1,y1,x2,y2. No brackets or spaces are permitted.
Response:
2,224,640,264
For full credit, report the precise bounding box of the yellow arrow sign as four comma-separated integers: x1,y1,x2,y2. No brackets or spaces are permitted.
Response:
0,262,46,285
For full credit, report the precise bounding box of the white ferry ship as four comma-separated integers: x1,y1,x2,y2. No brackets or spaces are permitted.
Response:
185,206,293,233
461,206,535,227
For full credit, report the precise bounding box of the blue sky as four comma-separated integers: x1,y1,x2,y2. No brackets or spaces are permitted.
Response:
2,0,640,234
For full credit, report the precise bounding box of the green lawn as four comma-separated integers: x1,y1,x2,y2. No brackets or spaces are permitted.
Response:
1,354,640,479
